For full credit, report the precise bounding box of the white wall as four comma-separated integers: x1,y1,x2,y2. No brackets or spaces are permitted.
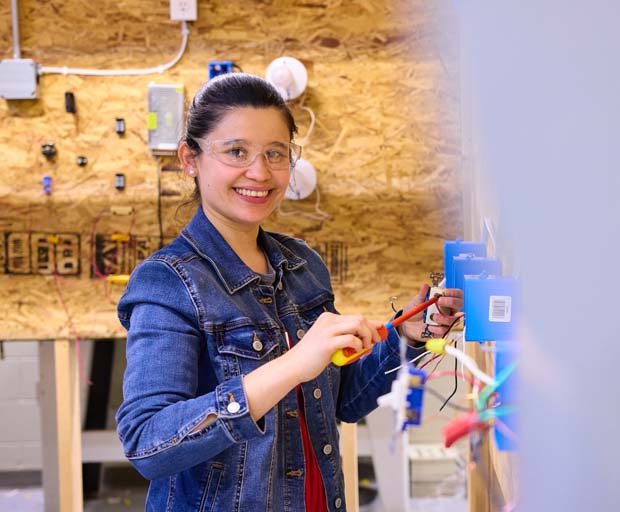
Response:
459,1,620,510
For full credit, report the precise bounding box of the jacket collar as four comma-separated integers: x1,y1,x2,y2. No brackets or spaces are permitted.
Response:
181,206,306,294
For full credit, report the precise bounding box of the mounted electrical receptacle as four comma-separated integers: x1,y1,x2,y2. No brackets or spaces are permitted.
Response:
170,0,197,21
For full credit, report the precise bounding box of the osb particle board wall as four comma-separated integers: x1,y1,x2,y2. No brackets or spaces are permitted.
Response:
0,0,461,340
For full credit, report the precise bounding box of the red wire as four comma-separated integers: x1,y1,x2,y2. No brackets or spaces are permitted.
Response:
90,209,119,306
419,353,442,369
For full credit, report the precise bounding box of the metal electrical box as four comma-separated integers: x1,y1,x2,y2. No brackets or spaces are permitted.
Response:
0,59,39,100
147,83,185,155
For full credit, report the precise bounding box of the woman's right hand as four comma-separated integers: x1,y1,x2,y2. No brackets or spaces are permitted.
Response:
286,312,382,383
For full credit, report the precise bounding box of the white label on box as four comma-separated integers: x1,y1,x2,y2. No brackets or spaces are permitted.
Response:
489,295,512,322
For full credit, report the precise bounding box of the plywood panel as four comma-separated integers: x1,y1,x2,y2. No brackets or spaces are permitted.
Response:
0,0,461,340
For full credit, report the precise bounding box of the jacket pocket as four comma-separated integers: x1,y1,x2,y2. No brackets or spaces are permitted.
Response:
297,296,335,331
215,322,282,376
199,462,224,512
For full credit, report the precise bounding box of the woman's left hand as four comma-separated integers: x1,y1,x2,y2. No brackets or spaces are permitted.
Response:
398,284,464,344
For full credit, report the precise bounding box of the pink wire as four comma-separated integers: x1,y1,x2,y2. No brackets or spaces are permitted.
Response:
427,370,476,387
52,272,92,386
493,417,518,443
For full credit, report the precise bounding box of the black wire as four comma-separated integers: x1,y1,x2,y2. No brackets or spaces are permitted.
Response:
438,316,463,412
390,296,399,313
232,62,243,72
424,385,469,412
439,345,458,412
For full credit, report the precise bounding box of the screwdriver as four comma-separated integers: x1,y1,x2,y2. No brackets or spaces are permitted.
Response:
330,295,440,366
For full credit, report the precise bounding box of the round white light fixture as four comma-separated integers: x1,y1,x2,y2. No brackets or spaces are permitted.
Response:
266,57,308,101
285,158,317,200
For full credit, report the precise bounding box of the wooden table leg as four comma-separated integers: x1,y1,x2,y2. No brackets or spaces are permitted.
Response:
39,340,84,512
341,421,359,512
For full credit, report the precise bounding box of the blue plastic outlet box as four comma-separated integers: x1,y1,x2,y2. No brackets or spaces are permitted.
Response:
452,255,501,292
444,239,486,288
464,274,517,342
404,368,426,427
208,61,233,79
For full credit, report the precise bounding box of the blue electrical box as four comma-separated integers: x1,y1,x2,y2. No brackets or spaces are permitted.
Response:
404,368,426,427
452,255,501,292
42,175,52,195
494,342,518,451
464,274,517,342
444,239,486,288
208,61,233,79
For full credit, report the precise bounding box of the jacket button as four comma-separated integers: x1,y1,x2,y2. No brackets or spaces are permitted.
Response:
277,281,283,290
296,328,305,339
335,497,342,508
313,388,322,399
252,339,263,351
322,444,332,455
227,402,240,414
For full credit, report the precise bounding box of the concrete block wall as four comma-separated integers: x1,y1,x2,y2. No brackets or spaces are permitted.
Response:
0,342,41,471
0,341,94,472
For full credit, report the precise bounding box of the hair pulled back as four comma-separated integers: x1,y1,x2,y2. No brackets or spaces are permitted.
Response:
183,73,298,153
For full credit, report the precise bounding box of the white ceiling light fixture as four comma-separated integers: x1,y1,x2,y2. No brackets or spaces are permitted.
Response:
265,56,308,101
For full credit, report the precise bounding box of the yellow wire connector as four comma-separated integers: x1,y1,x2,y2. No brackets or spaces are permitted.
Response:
107,274,130,285
425,338,448,354
111,233,131,242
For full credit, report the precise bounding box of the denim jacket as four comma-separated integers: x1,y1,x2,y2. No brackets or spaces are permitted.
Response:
116,206,424,511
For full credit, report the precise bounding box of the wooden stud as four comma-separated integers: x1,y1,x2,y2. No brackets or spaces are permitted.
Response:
39,340,84,512
340,421,359,512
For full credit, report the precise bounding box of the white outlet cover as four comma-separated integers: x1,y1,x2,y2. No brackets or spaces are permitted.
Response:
170,0,197,21
265,57,308,101
285,158,317,200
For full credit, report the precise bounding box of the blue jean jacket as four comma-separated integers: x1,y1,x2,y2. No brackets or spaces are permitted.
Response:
116,206,424,511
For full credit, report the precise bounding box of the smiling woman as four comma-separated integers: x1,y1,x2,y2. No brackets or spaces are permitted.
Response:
179,105,293,244
115,73,463,511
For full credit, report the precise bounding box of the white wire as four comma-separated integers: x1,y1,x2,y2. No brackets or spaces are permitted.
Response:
277,181,329,221
297,105,316,145
444,344,496,386
384,350,430,375
11,0,20,59
482,217,497,258
39,21,189,76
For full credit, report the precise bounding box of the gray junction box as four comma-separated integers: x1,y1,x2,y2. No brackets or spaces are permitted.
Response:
0,59,39,100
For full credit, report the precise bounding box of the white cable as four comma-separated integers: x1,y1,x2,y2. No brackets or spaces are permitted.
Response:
444,344,496,386
297,105,316,145
482,217,497,258
39,21,189,76
11,0,20,59
384,350,430,375
278,182,329,221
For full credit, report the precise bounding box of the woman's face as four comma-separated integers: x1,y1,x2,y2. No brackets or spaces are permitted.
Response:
194,107,292,233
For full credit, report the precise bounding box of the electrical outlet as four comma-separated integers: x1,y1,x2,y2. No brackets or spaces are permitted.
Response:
424,286,444,325
170,0,197,21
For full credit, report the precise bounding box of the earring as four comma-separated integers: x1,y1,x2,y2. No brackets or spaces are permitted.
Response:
188,168,196,177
